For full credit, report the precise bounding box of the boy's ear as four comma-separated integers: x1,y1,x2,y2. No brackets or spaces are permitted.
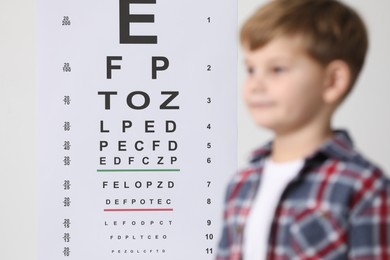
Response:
322,60,351,105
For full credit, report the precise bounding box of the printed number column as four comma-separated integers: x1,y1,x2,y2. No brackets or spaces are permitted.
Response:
204,13,215,258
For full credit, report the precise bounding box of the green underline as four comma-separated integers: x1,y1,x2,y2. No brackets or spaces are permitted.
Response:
97,169,181,173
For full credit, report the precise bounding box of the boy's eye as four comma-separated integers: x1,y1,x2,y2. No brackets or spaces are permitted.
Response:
272,66,286,74
246,66,255,75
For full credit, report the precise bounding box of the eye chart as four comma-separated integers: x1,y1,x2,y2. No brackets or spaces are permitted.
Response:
37,0,237,259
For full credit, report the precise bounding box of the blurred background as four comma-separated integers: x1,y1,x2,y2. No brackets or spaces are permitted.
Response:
1,0,389,259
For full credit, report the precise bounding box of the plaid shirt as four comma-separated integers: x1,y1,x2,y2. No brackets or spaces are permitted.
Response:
216,129,390,260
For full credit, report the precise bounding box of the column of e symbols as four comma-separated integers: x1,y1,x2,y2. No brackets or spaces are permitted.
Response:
61,13,73,258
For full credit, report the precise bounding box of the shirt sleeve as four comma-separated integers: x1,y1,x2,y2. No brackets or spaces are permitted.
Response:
348,171,390,259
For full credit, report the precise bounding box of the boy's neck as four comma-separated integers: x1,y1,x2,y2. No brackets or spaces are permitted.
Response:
271,123,333,163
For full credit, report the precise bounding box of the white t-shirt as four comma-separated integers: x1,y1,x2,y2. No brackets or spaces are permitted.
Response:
243,157,304,260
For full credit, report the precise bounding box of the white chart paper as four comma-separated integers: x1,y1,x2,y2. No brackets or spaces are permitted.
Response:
37,1,237,259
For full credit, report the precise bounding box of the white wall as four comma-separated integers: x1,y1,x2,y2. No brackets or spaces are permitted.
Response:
0,1,36,260
1,0,389,259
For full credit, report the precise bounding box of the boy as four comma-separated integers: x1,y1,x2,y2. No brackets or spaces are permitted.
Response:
216,0,390,259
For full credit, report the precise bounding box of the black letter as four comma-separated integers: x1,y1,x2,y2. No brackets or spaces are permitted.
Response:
166,121,176,133
119,0,157,44
100,121,110,133
160,91,179,110
107,56,122,79
122,121,132,132
126,91,150,110
152,56,169,79
98,91,118,110
100,141,108,151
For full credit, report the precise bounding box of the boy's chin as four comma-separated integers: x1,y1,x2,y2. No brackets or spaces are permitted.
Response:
254,121,292,135
254,121,280,131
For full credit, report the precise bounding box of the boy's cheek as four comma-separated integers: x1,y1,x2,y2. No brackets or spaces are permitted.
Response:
242,81,253,97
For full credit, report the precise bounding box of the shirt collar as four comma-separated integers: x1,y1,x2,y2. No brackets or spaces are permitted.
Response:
249,129,356,164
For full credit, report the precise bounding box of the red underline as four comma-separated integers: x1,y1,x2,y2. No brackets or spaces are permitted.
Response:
104,208,173,212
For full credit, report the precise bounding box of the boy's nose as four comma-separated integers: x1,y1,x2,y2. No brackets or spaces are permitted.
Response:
250,75,267,93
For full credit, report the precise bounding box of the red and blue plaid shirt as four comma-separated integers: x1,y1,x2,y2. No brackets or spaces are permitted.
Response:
216,129,390,260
